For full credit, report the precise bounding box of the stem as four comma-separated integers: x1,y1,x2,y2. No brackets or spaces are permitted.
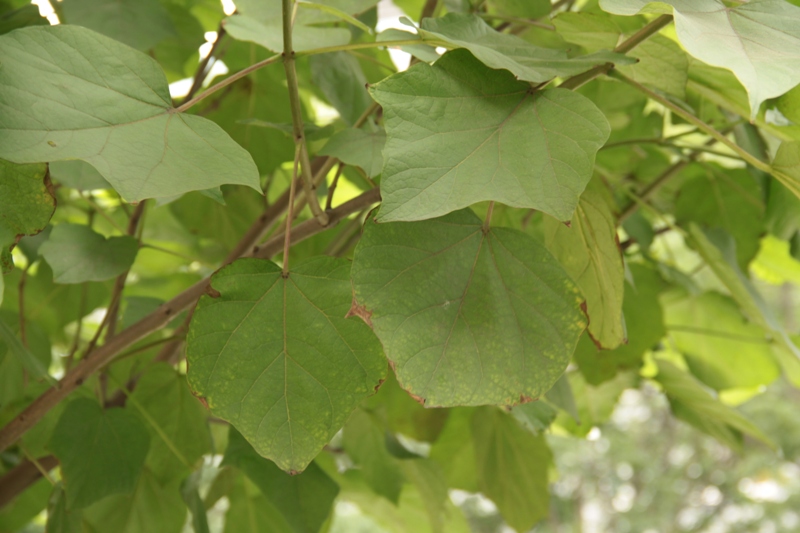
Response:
182,24,227,105
483,201,495,233
283,145,302,277
610,70,774,175
17,264,30,348
420,0,439,19
175,54,282,113
294,39,448,58
559,15,673,90
325,163,345,211
283,0,329,226
618,160,690,223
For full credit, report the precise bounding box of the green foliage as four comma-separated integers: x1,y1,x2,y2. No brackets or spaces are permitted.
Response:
3,1,800,532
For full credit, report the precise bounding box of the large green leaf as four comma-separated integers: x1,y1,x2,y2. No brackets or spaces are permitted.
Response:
350,209,586,407
186,257,386,473
60,0,176,51
370,50,610,223
616,34,688,98
39,224,138,284
223,428,339,533
472,407,552,532
600,0,800,116
663,291,780,390
129,364,211,483
0,26,260,202
47,398,151,509
552,12,621,52
544,179,625,349
310,52,373,126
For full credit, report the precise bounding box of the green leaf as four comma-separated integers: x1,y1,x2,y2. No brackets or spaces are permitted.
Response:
553,12,621,51
222,473,293,533
0,3,46,35
343,409,405,503
39,224,138,284
225,0,378,53
60,0,176,51
556,370,637,437
674,167,765,270
652,359,774,451
0,159,55,246
616,34,688,98
80,469,186,533
351,209,586,407
129,364,211,483
180,472,210,533
298,1,372,34
488,0,551,19
544,179,625,349
370,49,610,222
772,141,800,199
663,291,780,390
511,401,558,434
429,408,477,492
49,160,110,191
319,128,386,178
0,26,260,202
600,0,800,117
472,407,552,532
223,428,339,533
417,14,633,83
310,52,373,126
0,317,52,381
47,398,151,509
45,484,82,533
399,459,448,532
186,257,386,473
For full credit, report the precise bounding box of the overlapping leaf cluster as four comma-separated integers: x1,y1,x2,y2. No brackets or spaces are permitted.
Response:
2,0,800,531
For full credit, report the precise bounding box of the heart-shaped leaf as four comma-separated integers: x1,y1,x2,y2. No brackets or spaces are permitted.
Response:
370,50,610,223
351,209,587,407
0,26,260,202
186,257,386,473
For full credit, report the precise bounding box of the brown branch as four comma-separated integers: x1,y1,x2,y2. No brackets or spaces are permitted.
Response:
0,455,58,509
182,25,227,105
0,188,381,454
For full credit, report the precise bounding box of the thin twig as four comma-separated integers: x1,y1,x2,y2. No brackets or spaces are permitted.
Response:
483,201,495,233
283,145,302,277
325,163,345,211
559,15,674,90
17,264,30,348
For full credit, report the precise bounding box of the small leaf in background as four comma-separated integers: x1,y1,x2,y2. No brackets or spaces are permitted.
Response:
617,34,688,98
80,469,186,533
418,14,633,83
600,0,800,117
45,483,82,533
39,224,138,284
0,26,261,202
663,291,780,391
48,398,151,509
49,160,110,191
343,409,405,503
545,179,626,349
223,428,339,533
371,49,610,222
186,257,386,473
652,359,774,451
224,0,378,53
130,364,211,483
0,159,55,267
552,12,621,51
319,129,386,178
59,0,176,51
351,209,586,407
310,52,373,126
472,407,552,532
